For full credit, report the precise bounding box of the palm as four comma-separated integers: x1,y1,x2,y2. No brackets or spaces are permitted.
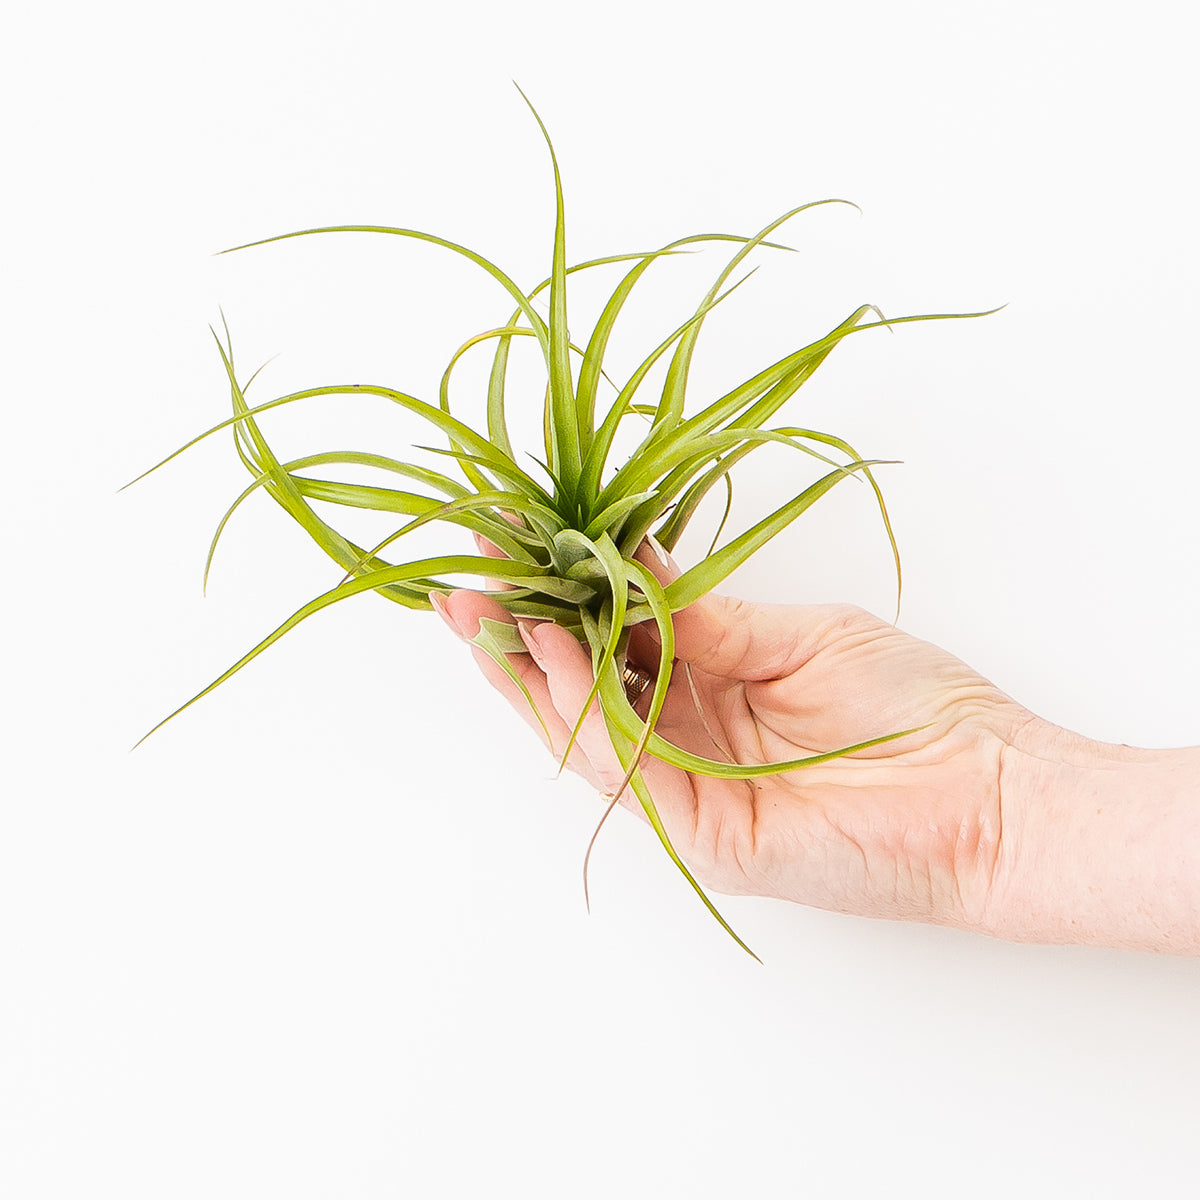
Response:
444,588,1033,929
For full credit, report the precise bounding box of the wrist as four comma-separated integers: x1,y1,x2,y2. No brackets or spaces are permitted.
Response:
983,719,1200,953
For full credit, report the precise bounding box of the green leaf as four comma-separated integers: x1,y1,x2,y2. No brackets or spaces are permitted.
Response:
648,200,859,442
606,558,675,800
138,554,602,746
578,269,758,503
638,305,876,482
204,450,470,593
221,224,554,368
578,606,759,961
472,616,554,746
212,330,394,595
549,531,629,770
664,462,874,610
441,324,596,495
324,489,562,580
514,86,579,496
130,375,551,507
414,444,558,511
581,490,656,542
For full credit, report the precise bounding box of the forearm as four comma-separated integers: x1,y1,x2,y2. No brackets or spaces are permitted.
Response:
987,723,1200,954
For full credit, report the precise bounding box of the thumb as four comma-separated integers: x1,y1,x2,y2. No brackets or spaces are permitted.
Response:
673,597,884,682
633,536,861,681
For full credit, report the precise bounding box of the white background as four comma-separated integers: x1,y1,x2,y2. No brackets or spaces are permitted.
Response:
4,1,1199,1196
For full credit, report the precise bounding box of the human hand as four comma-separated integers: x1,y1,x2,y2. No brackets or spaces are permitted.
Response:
432,541,1037,936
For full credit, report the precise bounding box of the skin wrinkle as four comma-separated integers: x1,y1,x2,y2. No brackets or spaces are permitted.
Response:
948,802,988,926
731,784,791,898
685,662,735,762
920,738,1003,927
739,686,769,863
747,780,761,862
943,752,1000,925
952,823,968,920
687,770,702,847
987,738,1009,917
707,596,755,675
707,803,731,884
844,824,874,905
723,782,758,886
686,680,767,872
900,824,935,921
980,712,1044,931
765,613,812,682
657,669,772,893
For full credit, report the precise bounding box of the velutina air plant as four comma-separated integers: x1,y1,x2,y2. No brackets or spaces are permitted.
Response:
136,91,992,957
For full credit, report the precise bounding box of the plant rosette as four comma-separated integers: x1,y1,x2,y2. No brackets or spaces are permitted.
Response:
135,89,992,957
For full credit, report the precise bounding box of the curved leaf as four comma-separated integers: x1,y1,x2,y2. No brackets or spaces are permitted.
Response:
138,554,601,745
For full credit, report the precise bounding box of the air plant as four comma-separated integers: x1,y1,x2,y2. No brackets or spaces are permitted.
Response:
137,90,990,957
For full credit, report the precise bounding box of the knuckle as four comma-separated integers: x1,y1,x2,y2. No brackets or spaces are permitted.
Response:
821,603,883,641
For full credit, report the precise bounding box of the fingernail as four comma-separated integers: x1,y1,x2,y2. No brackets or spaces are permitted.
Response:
430,592,464,640
646,534,678,574
517,620,546,667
